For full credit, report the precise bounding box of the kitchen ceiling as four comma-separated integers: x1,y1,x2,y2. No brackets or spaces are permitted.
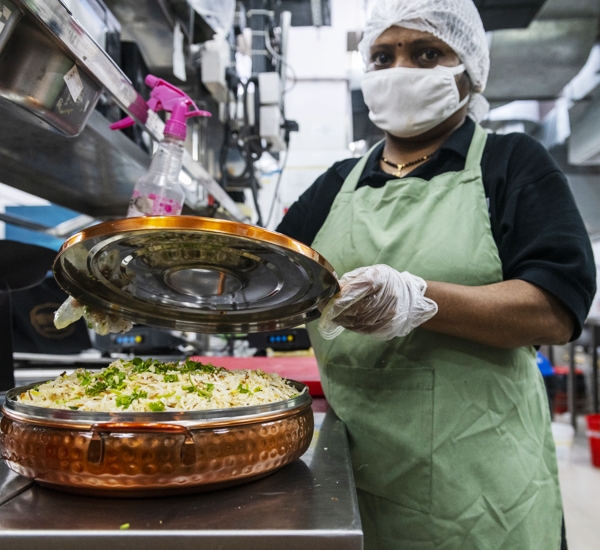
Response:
103,1,592,76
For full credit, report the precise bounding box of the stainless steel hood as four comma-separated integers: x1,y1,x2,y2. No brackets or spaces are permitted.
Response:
102,0,175,76
473,0,547,31
485,18,598,103
484,0,600,103
536,0,600,20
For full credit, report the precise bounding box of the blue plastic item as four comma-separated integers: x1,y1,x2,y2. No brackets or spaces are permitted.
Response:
536,351,555,377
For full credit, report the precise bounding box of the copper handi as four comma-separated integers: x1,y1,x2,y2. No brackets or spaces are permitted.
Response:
0,381,314,497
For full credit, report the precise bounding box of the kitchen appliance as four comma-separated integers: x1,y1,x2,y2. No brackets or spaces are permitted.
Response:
0,379,313,497
11,277,92,356
0,241,57,391
247,327,312,352
93,326,187,355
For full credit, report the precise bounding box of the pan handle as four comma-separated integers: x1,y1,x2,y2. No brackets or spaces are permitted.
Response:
87,423,196,466
90,422,190,435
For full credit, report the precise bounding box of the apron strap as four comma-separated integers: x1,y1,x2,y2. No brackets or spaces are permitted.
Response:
340,140,384,194
464,123,488,171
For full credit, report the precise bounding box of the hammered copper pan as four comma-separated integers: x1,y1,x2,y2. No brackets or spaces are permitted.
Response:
0,381,313,497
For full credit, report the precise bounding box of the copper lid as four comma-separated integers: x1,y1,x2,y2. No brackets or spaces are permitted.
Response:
53,216,339,333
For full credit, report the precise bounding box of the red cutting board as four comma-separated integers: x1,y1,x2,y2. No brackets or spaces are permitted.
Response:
188,355,323,397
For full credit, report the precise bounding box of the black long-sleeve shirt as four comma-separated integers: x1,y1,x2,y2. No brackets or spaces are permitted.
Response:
277,117,596,340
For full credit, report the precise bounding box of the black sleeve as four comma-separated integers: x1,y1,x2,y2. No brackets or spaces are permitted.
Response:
275,172,326,246
276,159,358,246
489,134,596,340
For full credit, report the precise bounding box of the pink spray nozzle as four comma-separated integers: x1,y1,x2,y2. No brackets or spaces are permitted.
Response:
110,74,211,140
145,75,160,88
164,101,211,141
109,117,135,131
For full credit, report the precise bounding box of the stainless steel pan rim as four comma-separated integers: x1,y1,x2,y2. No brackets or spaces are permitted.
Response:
3,380,311,429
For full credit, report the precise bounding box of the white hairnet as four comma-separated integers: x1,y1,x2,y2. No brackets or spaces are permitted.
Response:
359,0,490,121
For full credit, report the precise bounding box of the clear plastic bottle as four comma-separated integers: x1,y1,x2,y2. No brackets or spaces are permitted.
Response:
127,136,185,217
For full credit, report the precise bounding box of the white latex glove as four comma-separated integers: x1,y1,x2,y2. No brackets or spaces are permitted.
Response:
319,264,438,341
54,296,133,336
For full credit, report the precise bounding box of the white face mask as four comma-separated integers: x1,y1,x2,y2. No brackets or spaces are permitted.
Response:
361,64,470,138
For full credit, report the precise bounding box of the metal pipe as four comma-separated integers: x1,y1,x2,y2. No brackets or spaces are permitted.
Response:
0,287,16,391
593,325,599,413
249,0,269,74
310,0,323,27
278,10,292,111
0,1,23,52
568,342,577,432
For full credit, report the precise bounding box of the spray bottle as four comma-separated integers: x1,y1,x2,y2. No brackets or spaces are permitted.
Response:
110,75,211,217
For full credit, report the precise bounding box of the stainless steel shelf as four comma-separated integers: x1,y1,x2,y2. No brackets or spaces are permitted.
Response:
0,411,363,550
3,0,245,221
0,106,148,217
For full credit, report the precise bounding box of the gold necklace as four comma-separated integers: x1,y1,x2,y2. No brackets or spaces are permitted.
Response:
382,153,434,178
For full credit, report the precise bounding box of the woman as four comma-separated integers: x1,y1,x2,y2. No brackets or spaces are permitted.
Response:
277,0,596,548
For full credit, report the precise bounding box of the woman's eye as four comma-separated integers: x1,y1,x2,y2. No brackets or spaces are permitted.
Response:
371,52,392,66
418,49,440,63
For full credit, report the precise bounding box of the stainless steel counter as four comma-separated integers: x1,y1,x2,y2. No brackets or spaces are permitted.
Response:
0,411,362,550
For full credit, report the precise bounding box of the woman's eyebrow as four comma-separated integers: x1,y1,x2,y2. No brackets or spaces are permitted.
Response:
370,42,395,51
409,38,446,49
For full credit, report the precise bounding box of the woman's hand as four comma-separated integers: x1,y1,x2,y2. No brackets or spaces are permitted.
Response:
319,265,438,340
319,264,575,348
54,296,133,336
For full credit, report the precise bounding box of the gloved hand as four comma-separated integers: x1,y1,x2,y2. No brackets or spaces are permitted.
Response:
54,296,133,336
319,264,438,341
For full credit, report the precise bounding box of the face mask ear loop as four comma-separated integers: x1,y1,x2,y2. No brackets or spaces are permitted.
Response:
457,93,470,110
451,63,467,76
433,63,466,75
449,64,469,111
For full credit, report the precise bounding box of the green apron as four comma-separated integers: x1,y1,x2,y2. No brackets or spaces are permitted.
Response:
307,125,562,550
